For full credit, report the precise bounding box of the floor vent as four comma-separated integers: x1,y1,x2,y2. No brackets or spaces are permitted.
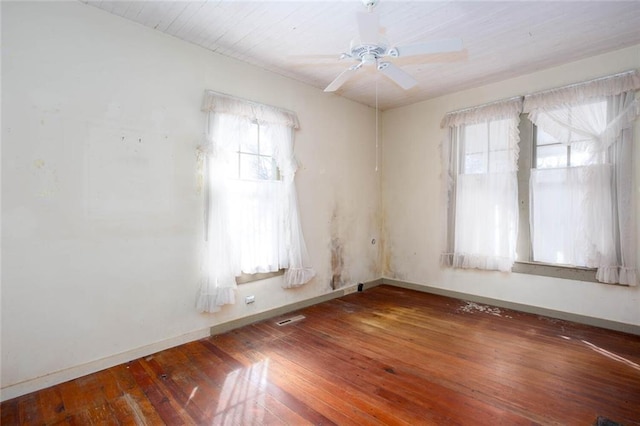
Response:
275,315,306,326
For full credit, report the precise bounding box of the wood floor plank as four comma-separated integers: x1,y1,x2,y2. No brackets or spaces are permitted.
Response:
1,398,19,424
127,359,188,425
15,393,43,424
3,285,640,425
36,386,66,423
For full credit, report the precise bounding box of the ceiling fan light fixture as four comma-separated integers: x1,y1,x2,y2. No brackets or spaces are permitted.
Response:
362,52,378,65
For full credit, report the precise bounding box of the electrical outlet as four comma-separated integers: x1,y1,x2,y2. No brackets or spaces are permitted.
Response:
343,285,358,296
245,295,255,304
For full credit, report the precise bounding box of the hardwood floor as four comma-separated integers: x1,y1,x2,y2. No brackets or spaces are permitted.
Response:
2,285,640,425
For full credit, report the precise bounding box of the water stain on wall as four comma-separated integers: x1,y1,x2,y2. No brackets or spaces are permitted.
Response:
330,237,344,290
33,158,58,199
379,208,395,278
329,206,347,290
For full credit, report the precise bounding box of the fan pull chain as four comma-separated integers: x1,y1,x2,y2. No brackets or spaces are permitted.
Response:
375,79,379,172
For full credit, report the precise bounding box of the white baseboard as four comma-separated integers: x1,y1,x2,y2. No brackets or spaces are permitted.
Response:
0,328,210,402
210,278,383,336
0,278,384,402
382,278,640,336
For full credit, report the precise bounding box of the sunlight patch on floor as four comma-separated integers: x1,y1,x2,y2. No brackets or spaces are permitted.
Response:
213,358,271,424
581,340,640,372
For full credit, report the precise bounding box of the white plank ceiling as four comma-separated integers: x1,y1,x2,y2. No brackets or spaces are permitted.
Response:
80,0,640,110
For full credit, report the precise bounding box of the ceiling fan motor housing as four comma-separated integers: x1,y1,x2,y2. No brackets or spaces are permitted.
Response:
351,44,387,64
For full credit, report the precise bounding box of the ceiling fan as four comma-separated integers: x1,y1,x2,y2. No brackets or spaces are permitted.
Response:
324,0,464,93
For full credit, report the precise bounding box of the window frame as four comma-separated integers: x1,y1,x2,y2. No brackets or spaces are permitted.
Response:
235,269,285,284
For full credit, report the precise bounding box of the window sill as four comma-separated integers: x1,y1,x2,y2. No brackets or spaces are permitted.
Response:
512,261,598,283
236,269,285,284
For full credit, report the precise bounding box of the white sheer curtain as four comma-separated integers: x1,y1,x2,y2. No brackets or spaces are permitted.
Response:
441,97,523,272
524,70,640,285
197,92,315,313
530,165,615,268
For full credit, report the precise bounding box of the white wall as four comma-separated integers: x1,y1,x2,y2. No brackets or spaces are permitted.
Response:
381,45,640,327
1,1,381,397
3,0,639,402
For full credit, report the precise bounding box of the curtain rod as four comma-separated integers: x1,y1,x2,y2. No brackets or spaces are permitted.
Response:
524,69,638,98
203,89,297,116
444,96,523,116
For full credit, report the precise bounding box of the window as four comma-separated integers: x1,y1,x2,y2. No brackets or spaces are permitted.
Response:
528,100,612,269
442,70,638,286
197,91,316,313
441,98,522,272
234,122,280,181
523,77,638,286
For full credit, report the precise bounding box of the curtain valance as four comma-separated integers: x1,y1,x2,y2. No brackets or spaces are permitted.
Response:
524,70,640,151
201,90,299,129
440,97,523,128
523,70,640,112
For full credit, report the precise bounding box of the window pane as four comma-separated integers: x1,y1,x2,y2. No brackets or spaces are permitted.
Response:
259,126,275,156
536,128,558,146
463,153,486,174
240,154,277,180
240,123,259,154
570,141,607,167
462,123,487,174
489,119,509,149
463,123,487,154
491,149,511,173
536,144,567,169
258,156,278,180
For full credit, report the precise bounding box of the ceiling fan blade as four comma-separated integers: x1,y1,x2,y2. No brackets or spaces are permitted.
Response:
377,62,417,90
324,67,359,92
392,39,463,57
357,11,380,44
